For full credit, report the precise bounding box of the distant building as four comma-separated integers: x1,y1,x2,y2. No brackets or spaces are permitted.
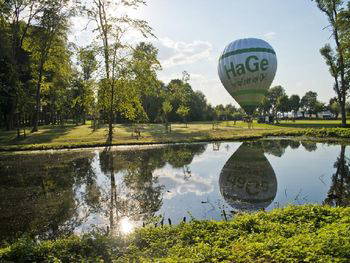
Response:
318,110,334,119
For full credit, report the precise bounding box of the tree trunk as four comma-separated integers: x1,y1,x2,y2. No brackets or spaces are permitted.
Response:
340,99,346,127
83,112,86,125
107,82,114,144
32,60,44,133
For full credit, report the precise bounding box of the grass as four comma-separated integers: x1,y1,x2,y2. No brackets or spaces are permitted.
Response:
0,119,349,151
1,205,350,262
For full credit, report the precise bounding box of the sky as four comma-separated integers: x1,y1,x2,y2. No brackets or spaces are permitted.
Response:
71,0,336,107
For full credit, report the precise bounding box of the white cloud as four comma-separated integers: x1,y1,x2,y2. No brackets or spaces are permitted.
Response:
156,169,214,199
189,73,237,106
156,37,213,68
263,32,276,40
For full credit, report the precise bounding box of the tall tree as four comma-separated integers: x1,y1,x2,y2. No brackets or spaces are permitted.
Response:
313,0,349,126
276,94,290,117
161,100,172,132
31,0,72,132
0,0,45,131
329,97,341,118
84,0,154,144
176,105,190,127
267,85,286,121
289,94,301,118
258,97,272,115
130,42,162,122
75,46,98,125
301,91,318,116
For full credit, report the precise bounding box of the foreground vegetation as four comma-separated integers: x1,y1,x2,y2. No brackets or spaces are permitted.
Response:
0,205,349,262
0,120,350,151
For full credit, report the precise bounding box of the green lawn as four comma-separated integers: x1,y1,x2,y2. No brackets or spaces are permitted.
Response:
0,119,348,151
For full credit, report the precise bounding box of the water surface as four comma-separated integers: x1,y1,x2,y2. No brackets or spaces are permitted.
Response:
0,139,349,244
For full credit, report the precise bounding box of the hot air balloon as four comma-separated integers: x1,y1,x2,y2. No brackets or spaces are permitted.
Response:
219,142,277,211
218,38,277,115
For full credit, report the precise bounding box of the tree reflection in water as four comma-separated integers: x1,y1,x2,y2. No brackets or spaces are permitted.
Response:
98,144,207,235
0,151,97,245
0,143,207,243
324,145,350,207
2,140,349,244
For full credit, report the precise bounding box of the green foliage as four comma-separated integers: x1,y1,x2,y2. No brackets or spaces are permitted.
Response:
289,94,301,115
258,96,271,115
0,234,124,262
301,91,319,114
276,94,290,114
176,105,190,125
1,206,350,262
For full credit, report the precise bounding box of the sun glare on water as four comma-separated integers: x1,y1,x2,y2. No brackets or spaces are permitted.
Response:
120,217,134,235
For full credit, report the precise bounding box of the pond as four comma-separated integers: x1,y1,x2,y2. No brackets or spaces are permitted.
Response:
0,139,349,244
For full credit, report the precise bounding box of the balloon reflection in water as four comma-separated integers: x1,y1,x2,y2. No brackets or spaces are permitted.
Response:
219,142,277,211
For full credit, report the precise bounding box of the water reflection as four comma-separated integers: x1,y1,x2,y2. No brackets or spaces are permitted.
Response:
0,151,96,243
97,144,206,236
324,145,350,206
0,140,349,244
219,142,277,211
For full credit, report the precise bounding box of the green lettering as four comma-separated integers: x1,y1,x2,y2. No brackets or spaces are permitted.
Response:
224,62,237,79
236,64,246,75
246,55,259,72
260,59,269,71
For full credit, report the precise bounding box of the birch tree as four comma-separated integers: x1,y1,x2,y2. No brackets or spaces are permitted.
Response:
84,0,154,144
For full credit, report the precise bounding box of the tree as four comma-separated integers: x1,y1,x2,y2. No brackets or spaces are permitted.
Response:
324,145,350,206
188,91,210,121
176,105,190,127
289,94,301,118
76,46,98,125
314,0,349,126
31,0,72,132
130,42,162,123
258,97,272,115
316,101,326,117
330,97,341,118
77,46,98,81
84,0,154,143
276,95,290,118
267,85,286,121
162,100,172,132
0,0,45,131
301,91,318,117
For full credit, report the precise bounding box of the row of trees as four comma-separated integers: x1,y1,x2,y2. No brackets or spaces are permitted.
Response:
1,0,350,141
258,85,340,119
0,0,242,140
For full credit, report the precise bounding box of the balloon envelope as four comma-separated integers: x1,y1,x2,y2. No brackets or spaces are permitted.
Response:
219,142,277,211
218,38,277,115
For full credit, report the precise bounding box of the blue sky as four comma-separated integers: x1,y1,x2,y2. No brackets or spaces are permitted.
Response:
140,0,335,106
72,0,335,106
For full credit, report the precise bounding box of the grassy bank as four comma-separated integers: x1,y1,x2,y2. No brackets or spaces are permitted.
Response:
0,120,349,151
1,205,349,262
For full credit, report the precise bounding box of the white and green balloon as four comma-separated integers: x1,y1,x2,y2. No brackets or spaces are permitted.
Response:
218,38,277,115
